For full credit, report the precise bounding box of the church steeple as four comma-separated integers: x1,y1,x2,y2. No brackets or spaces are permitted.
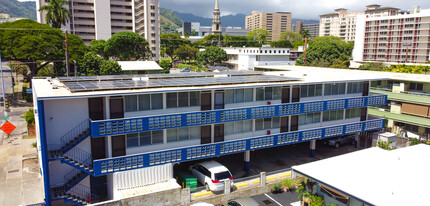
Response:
212,0,222,34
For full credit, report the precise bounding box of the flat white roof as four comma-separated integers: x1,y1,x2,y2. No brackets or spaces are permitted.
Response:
258,65,430,83
292,144,430,206
117,61,163,71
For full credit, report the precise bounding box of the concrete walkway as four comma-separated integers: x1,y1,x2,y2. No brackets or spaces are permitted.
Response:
0,106,44,206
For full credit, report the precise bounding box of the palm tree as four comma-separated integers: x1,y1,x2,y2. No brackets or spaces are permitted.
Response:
302,30,311,40
39,0,71,28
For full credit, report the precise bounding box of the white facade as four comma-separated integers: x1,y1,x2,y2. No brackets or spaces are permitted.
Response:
223,47,293,71
319,9,363,42
353,8,430,64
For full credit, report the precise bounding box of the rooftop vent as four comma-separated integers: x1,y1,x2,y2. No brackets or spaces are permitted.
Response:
214,74,229,78
52,84,58,89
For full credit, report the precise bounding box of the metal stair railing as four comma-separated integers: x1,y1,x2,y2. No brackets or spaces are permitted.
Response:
65,183,99,205
60,119,91,153
64,168,88,191
63,147,93,173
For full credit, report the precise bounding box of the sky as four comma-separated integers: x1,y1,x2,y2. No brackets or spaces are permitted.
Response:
160,0,430,19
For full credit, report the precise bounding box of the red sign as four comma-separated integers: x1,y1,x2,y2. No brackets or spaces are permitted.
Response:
0,121,16,135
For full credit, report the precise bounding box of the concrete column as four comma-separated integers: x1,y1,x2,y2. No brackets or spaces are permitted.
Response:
224,179,231,194
310,140,316,158
105,97,112,158
260,172,266,186
244,151,250,172
354,133,360,148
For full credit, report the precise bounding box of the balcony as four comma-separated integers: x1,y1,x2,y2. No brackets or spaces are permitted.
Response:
92,118,385,176
371,88,430,106
368,108,430,128
90,95,387,138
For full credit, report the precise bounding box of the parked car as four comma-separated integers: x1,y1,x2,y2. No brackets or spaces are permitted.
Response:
228,197,259,206
324,135,355,149
180,68,191,72
189,160,233,191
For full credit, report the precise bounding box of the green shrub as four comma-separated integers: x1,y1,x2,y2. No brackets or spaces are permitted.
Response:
410,138,421,146
309,195,324,206
32,142,37,148
271,182,282,194
22,109,35,126
282,178,295,190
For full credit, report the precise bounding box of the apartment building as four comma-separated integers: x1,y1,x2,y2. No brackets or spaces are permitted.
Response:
319,8,362,42
353,7,430,64
33,68,386,205
36,0,160,61
223,47,294,70
369,74,430,140
294,21,320,40
245,11,292,41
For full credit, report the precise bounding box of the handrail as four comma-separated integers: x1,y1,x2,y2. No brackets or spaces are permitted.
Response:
371,87,430,97
64,147,93,169
60,119,90,150
67,183,98,203
64,168,85,187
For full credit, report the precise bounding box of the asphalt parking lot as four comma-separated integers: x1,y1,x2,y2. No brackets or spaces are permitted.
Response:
174,137,367,183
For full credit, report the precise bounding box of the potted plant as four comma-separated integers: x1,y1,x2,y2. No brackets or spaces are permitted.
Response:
282,178,295,192
271,182,283,194
22,108,35,136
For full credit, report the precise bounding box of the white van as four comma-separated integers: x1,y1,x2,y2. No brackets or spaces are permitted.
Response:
189,160,234,191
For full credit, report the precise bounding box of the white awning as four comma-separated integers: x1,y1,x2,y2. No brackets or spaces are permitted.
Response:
117,61,163,71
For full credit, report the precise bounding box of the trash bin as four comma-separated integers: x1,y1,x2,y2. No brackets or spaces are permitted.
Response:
176,171,197,192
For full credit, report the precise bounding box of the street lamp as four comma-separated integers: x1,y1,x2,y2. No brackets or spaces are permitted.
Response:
403,42,412,63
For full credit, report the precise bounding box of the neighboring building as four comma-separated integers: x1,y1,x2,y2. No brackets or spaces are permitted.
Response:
223,27,250,37
245,11,292,41
292,144,430,206
293,21,304,34
33,69,386,205
319,8,363,41
0,13,23,23
36,0,160,61
211,0,222,34
303,23,320,39
353,7,430,64
223,47,294,70
364,4,401,18
178,23,249,37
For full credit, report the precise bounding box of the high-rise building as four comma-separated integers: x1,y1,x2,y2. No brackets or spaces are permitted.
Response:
293,21,304,34
211,0,222,34
302,23,320,40
353,6,430,64
36,0,160,61
245,11,292,41
319,8,363,42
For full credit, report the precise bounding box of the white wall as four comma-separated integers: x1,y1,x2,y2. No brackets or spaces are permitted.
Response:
353,15,366,62
94,0,112,40
44,98,89,145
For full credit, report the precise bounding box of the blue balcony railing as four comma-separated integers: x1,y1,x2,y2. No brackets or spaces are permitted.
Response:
92,118,385,176
90,95,387,138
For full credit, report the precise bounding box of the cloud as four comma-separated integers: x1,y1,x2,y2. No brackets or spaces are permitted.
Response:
161,0,430,20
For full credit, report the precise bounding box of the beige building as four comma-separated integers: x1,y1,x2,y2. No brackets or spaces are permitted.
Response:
36,0,160,61
245,11,292,41
353,7,430,64
319,8,363,42
294,21,320,40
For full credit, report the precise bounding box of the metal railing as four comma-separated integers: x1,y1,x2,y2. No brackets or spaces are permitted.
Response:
60,119,90,152
64,147,93,169
371,87,430,97
66,183,98,204
64,168,87,190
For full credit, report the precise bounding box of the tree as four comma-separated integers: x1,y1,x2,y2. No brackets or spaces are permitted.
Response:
296,36,353,68
280,31,302,42
196,46,227,66
301,30,311,40
160,34,189,62
90,40,108,59
159,59,172,74
246,29,271,44
174,44,198,63
104,31,152,61
269,40,293,48
358,62,385,71
292,40,304,49
223,35,261,47
0,19,65,77
79,52,121,76
7,61,29,80
38,0,70,28
195,34,223,47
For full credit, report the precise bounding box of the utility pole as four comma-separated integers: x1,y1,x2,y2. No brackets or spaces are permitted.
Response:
65,30,70,77
304,38,308,66
0,54,7,119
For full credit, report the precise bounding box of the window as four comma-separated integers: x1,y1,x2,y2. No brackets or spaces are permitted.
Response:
323,110,344,122
255,117,280,131
167,91,200,108
345,108,360,119
167,126,200,143
126,130,163,148
125,94,162,112
150,5,155,9
301,84,323,98
324,83,346,96
409,83,423,91
299,112,321,125
256,87,281,101
225,88,253,104
347,82,363,94
225,120,252,135
151,13,155,17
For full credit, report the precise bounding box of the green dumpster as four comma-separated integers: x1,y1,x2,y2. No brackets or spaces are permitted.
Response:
176,171,197,192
